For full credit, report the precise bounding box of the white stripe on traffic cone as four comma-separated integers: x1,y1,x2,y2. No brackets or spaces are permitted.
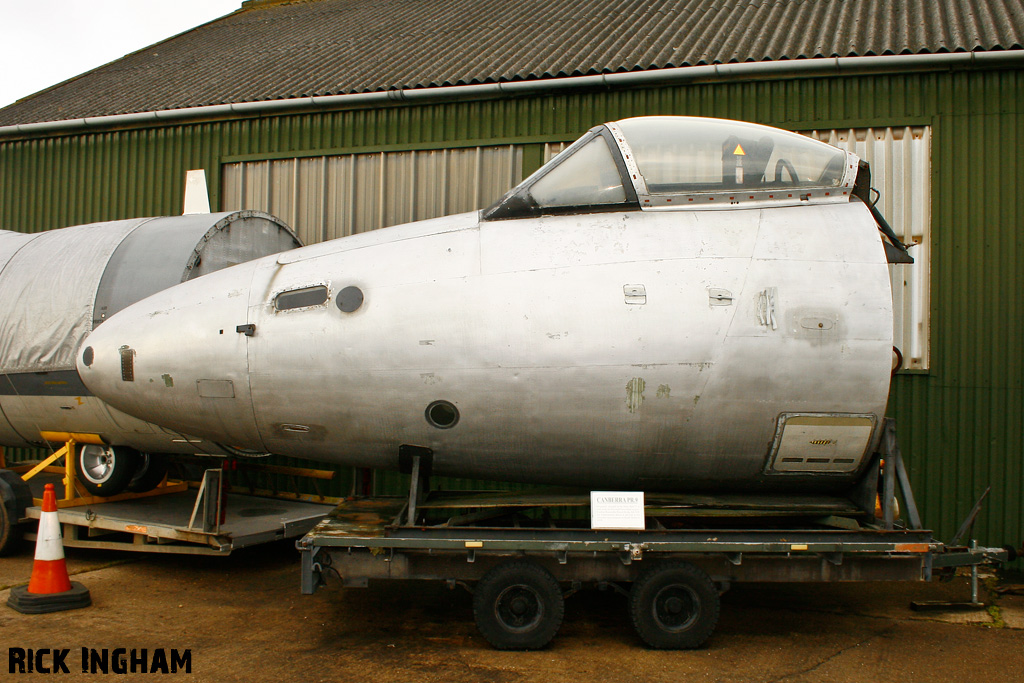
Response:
27,483,72,594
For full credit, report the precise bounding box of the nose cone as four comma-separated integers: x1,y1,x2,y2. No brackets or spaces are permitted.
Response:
78,262,265,451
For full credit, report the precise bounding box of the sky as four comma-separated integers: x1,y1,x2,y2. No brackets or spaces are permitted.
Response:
0,1,243,109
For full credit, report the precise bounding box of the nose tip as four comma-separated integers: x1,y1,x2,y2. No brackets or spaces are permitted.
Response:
76,265,265,451
76,319,125,391
76,306,159,427
77,334,133,386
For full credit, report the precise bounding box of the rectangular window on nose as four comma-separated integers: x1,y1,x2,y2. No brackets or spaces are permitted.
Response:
274,285,328,311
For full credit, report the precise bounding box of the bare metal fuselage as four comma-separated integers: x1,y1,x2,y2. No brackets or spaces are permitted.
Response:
79,201,892,491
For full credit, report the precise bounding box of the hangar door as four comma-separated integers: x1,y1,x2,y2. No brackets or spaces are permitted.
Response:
221,145,527,246
221,130,929,368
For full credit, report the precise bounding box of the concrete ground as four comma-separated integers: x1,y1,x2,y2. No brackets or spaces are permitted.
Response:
1,541,1022,683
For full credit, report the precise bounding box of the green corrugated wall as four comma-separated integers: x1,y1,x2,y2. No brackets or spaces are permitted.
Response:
0,67,1021,555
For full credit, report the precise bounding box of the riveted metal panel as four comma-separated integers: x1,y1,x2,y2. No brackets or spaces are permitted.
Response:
0,70,1020,564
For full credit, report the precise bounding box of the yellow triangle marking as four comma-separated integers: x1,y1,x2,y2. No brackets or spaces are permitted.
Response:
733,144,746,156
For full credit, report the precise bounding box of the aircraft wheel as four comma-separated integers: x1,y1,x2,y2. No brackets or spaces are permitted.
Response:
127,453,170,493
473,560,564,650
76,444,139,497
629,561,720,649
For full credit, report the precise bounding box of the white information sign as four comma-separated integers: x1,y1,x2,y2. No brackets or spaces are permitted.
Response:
590,491,646,530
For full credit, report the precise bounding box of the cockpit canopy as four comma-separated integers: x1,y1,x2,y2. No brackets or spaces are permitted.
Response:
483,116,859,220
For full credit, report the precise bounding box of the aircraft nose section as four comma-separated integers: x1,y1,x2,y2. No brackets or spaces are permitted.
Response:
77,263,266,451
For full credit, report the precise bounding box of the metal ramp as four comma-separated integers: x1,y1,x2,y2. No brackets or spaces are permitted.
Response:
22,470,333,555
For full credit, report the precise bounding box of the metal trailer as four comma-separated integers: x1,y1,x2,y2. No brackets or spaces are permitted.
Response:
297,424,1014,650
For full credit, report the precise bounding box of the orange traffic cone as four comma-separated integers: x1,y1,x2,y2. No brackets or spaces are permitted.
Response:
7,483,91,614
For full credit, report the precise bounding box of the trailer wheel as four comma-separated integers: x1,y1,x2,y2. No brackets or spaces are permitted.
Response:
473,561,564,650
127,453,169,493
629,561,720,649
0,500,18,556
0,470,31,556
76,445,139,497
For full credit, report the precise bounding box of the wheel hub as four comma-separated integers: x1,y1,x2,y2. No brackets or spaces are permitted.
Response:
510,597,529,615
80,445,115,483
495,585,543,631
664,596,684,614
653,585,699,631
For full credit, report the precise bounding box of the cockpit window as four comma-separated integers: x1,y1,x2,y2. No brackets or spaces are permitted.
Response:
615,117,848,193
482,130,637,220
530,136,627,208
482,116,856,221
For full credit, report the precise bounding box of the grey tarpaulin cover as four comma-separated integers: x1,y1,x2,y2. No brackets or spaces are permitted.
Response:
0,230,34,269
0,219,149,373
0,211,299,375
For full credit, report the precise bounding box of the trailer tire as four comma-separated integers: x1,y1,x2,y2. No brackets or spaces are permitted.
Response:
0,470,31,556
630,561,719,649
473,561,564,650
127,453,169,493
76,444,139,497
0,501,19,556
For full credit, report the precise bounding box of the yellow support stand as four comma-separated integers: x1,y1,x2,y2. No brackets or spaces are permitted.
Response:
15,436,187,508
20,440,74,486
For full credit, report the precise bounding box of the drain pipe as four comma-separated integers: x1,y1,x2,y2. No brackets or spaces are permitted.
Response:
1,50,1021,138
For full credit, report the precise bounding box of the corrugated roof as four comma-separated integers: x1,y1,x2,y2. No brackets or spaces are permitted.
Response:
1,0,1021,126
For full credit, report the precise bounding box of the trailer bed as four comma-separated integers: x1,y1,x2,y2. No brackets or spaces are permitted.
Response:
300,492,936,589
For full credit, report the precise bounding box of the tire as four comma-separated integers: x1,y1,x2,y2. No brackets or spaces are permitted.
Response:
629,561,720,649
473,561,564,650
0,497,22,556
76,444,140,497
127,453,170,493
0,469,31,556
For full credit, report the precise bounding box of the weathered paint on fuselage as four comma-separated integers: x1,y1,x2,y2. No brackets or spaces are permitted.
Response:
78,201,892,491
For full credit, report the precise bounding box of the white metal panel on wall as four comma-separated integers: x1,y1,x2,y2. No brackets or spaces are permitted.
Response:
222,146,522,246
803,127,931,370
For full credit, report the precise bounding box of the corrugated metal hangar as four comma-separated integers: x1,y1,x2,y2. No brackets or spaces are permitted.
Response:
0,0,1021,556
